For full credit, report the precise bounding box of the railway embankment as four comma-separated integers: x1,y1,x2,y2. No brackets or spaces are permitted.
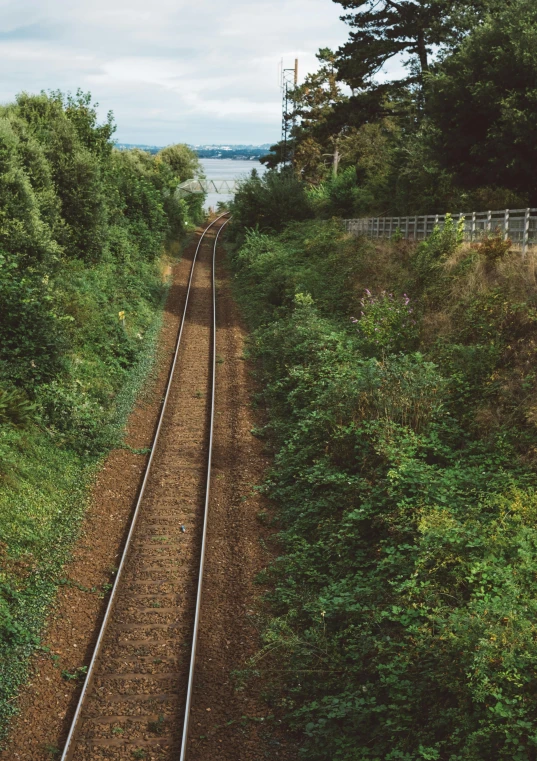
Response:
227,170,537,760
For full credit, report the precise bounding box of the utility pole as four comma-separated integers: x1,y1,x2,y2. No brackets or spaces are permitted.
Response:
333,139,340,178
281,59,298,168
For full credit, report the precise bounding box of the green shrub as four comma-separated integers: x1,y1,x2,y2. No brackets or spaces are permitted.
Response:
0,388,35,429
0,251,67,386
231,217,537,760
352,289,418,354
229,168,313,240
307,166,371,218
230,220,359,327
413,213,464,281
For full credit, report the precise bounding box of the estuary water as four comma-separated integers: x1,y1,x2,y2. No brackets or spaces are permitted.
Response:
199,158,267,211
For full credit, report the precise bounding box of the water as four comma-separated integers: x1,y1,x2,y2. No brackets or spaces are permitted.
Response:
199,158,267,211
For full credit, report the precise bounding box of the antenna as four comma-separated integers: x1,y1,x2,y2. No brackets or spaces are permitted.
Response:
281,58,298,167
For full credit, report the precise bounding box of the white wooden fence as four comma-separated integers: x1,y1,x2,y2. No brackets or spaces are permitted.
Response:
343,208,537,254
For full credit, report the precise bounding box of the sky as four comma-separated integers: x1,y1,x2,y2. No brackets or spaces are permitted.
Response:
0,0,351,146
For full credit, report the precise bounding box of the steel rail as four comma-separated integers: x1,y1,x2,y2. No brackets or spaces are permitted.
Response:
60,212,230,761
179,216,230,760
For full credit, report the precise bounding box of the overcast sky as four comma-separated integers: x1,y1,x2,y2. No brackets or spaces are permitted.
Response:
0,0,351,145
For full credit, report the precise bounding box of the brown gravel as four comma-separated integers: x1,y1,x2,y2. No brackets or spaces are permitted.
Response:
185,243,296,761
65,221,223,760
1,222,296,761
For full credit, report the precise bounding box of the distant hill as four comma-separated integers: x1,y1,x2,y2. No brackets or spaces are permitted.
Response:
115,143,162,155
194,144,271,160
115,143,270,160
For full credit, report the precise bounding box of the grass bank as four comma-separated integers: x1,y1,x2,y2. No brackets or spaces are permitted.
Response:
229,217,537,761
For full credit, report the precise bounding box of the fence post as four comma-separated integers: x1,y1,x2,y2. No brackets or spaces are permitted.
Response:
472,212,476,241
523,208,530,256
504,208,510,241
487,210,492,233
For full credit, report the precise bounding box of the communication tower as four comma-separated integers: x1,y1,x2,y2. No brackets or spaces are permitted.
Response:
280,59,298,166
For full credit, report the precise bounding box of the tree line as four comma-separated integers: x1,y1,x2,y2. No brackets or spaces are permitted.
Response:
262,0,537,215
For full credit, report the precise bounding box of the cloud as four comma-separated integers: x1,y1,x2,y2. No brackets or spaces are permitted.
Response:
0,0,349,144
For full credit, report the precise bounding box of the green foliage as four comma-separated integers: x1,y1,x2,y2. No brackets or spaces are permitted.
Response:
0,90,202,740
157,143,200,182
0,387,35,429
352,289,419,354
278,0,537,215
61,666,87,681
229,169,313,240
413,213,464,281
231,218,537,760
334,0,490,90
0,251,67,386
307,167,366,218
428,0,537,199
229,221,359,327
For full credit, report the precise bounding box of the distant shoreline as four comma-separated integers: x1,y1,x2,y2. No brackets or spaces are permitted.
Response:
115,143,270,160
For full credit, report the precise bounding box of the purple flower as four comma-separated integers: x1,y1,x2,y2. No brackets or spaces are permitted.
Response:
365,289,372,297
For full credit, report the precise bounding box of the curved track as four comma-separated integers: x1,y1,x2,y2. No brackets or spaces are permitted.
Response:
60,214,230,761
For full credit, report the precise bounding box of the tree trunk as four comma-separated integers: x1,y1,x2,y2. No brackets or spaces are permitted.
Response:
416,28,429,74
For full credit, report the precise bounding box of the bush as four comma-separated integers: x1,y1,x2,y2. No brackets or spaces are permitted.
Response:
230,221,360,327
231,217,537,760
229,168,313,239
0,251,67,386
0,388,35,429
413,213,464,282
475,231,512,264
352,288,418,354
307,166,369,218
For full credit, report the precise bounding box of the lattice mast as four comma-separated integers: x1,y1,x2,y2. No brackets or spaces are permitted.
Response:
281,59,298,167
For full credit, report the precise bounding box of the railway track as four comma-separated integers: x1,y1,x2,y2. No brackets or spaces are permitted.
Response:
60,214,230,761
